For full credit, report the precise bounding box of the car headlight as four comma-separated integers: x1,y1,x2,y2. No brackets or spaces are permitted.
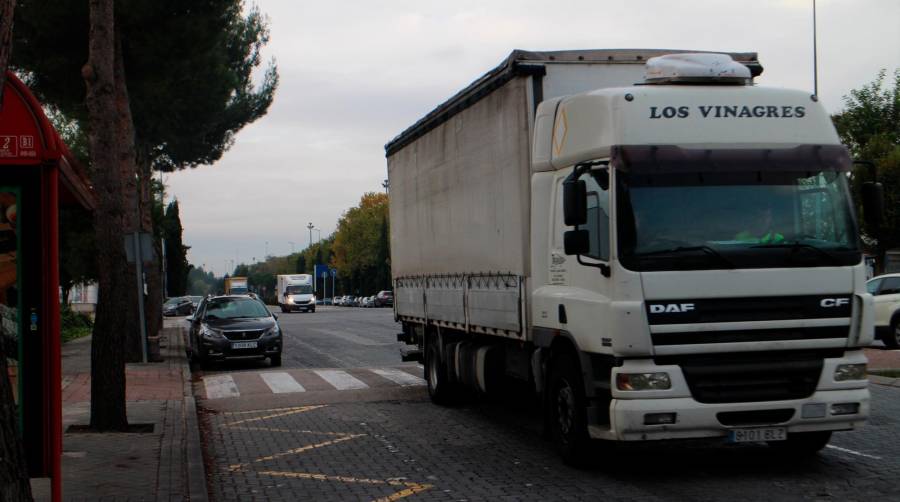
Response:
834,363,867,381
616,372,672,391
264,325,281,337
200,324,224,340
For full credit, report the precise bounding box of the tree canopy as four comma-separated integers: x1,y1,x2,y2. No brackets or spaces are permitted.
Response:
832,69,900,264
331,192,390,295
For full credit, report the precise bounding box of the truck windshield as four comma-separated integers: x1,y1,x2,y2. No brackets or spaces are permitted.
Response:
286,285,312,294
617,169,861,271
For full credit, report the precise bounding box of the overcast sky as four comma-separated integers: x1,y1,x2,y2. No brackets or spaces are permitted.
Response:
164,0,900,277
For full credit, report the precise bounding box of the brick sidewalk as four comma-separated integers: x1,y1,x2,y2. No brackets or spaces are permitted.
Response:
864,346,900,370
33,319,207,502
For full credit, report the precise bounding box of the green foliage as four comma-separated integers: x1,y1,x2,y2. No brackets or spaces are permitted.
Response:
59,205,97,303
833,69,900,261
187,266,219,296
12,0,278,171
60,305,93,344
161,201,191,295
331,192,391,295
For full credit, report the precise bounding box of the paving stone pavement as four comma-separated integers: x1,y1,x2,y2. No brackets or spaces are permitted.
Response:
32,319,207,502
199,381,900,501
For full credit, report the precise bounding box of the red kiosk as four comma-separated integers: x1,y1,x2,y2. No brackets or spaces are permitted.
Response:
1,71,95,500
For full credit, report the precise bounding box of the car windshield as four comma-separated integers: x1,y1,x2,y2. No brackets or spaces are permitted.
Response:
617,169,861,271
204,297,270,320
286,285,312,294
164,297,184,307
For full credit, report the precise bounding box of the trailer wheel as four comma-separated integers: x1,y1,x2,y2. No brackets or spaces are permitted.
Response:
426,338,457,405
549,352,590,466
769,431,831,455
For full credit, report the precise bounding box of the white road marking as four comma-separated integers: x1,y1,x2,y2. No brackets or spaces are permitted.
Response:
314,370,369,390
826,444,882,460
204,374,240,399
372,368,426,387
260,372,306,394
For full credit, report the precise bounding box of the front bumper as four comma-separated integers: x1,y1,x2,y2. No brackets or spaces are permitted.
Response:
285,301,315,311
597,387,869,441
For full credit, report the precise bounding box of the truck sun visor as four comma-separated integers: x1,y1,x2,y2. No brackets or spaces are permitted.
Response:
611,144,851,174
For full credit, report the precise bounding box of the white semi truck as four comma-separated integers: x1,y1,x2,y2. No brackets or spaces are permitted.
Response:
276,274,316,313
387,49,882,463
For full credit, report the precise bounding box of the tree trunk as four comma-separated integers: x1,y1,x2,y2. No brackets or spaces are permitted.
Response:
84,0,128,431
137,152,161,340
113,29,143,363
0,0,15,101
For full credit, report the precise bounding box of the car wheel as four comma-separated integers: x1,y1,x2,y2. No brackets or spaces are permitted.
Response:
549,351,591,466
769,431,832,456
884,319,900,349
270,354,282,367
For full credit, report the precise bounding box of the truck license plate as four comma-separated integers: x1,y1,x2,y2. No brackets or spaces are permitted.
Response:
729,427,787,443
231,341,258,349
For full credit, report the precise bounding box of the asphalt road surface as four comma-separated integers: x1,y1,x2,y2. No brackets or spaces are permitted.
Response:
190,308,900,501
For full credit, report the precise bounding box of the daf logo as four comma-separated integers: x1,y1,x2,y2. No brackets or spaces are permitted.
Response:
650,303,695,314
820,298,850,308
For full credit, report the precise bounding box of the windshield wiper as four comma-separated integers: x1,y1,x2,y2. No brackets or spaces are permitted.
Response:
751,242,841,265
636,245,735,268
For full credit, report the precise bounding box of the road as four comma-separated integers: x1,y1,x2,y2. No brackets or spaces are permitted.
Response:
192,307,900,501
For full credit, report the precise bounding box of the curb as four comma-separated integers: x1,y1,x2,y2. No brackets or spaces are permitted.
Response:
178,327,209,502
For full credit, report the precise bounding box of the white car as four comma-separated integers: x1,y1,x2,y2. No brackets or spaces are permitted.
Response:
867,273,900,348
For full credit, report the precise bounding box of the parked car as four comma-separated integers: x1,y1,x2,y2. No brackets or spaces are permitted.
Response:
188,296,203,311
361,296,375,308
163,296,193,316
868,273,900,348
186,295,283,367
375,290,393,308
344,295,357,307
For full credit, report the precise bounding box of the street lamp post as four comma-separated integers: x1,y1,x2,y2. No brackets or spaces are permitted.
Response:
307,222,314,249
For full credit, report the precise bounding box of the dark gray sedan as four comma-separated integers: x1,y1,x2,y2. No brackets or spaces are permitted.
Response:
186,295,283,367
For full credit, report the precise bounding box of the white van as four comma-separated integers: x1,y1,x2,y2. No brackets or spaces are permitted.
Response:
276,274,315,313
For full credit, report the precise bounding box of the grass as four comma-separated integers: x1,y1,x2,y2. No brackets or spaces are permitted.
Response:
61,306,93,343
869,369,900,378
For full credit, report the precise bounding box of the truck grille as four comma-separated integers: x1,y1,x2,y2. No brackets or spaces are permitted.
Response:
223,329,264,341
656,350,835,404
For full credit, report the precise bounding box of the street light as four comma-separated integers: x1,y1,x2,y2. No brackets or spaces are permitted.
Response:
307,222,314,249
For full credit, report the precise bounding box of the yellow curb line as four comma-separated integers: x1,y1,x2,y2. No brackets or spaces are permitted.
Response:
257,470,433,501
224,405,326,426
228,433,366,471
226,426,350,436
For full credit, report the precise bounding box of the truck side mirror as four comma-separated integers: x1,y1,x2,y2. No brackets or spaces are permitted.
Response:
563,179,587,226
564,229,590,255
861,181,884,226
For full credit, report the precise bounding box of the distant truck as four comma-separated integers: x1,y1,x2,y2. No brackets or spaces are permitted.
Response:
224,276,248,295
389,49,882,463
277,274,316,313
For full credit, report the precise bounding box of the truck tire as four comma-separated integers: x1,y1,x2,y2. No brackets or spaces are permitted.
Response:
770,431,831,455
884,319,900,349
425,339,458,405
548,352,591,466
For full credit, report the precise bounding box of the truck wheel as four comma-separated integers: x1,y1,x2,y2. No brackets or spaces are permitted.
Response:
425,340,457,405
280,306,288,313
770,431,831,455
884,319,900,349
549,352,591,466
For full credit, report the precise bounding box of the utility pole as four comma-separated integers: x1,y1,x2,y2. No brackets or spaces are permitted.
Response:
812,0,818,96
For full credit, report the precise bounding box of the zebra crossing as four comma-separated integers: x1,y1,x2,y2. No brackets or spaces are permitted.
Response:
199,366,426,400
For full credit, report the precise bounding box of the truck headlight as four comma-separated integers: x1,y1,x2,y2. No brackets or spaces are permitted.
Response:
616,372,671,391
834,363,867,381
285,296,294,304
